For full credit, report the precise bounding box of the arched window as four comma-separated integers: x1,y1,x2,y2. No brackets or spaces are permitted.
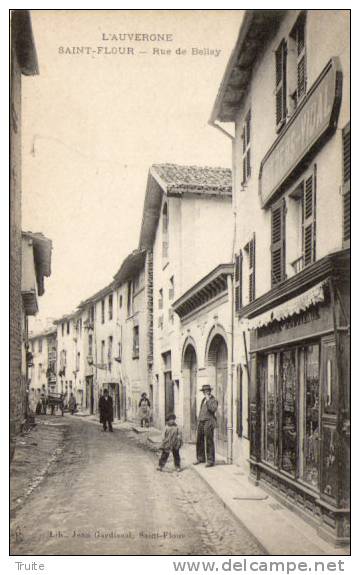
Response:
162,202,169,259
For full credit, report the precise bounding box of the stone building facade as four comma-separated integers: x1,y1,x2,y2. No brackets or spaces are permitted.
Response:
113,249,151,422
211,9,350,545
10,10,39,458
76,249,151,421
54,311,79,407
138,165,233,435
28,326,57,410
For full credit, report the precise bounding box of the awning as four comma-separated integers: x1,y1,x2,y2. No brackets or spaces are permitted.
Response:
248,280,328,330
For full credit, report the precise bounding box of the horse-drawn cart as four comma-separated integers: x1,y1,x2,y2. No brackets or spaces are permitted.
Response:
47,392,65,416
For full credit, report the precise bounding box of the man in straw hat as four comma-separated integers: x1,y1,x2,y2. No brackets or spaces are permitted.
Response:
194,384,218,467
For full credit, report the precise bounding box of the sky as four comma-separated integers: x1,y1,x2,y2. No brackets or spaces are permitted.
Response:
22,9,243,330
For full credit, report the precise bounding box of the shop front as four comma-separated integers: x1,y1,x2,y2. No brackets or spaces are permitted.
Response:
243,250,349,546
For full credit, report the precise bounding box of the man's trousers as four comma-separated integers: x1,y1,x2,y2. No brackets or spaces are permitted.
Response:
102,416,113,431
196,420,215,464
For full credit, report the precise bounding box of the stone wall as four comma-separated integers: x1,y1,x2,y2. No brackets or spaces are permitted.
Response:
10,35,24,459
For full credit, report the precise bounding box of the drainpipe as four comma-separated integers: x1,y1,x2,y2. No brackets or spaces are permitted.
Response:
227,272,234,464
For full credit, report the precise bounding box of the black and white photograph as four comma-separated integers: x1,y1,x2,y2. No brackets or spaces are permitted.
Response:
9,8,350,559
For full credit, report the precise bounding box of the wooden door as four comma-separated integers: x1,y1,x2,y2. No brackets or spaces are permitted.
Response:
86,376,94,415
119,382,125,419
189,348,198,442
114,383,120,420
215,339,228,455
165,371,174,421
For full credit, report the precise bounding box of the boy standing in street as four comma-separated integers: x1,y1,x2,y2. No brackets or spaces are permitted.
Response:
157,414,183,472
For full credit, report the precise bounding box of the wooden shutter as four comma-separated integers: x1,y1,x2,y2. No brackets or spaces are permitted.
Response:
275,40,287,129
296,16,306,101
343,123,350,244
236,364,243,437
248,235,256,303
235,250,243,312
271,199,286,286
302,168,316,266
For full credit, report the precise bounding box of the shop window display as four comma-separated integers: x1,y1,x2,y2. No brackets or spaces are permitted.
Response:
263,354,277,465
260,342,320,490
302,344,320,488
280,349,297,475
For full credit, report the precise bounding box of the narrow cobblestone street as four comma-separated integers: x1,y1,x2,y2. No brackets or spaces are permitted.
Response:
10,416,264,556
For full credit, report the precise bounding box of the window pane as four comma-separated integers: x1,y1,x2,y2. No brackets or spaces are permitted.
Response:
303,344,320,488
280,349,297,476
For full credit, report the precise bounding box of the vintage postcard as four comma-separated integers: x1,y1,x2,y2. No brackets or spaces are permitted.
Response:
10,9,350,559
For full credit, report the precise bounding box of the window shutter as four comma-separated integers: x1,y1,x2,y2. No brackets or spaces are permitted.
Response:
248,235,256,303
235,250,243,312
296,18,306,101
246,148,251,179
302,168,316,266
275,41,287,129
343,123,350,244
271,199,286,286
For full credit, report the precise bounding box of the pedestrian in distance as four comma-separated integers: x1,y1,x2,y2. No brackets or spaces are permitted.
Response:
40,393,47,415
68,392,77,415
99,388,114,432
138,392,151,428
157,413,183,472
194,384,218,467
35,399,42,415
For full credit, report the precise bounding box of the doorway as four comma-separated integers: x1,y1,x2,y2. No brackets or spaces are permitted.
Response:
183,344,198,442
162,351,173,422
165,371,174,421
109,383,121,419
86,376,94,415
119,381,126,420
208,334,228,456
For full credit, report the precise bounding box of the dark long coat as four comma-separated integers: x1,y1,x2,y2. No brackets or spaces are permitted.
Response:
99,395,114,422
198,395,218,426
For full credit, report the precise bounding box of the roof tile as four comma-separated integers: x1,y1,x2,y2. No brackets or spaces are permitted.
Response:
151,163,232,195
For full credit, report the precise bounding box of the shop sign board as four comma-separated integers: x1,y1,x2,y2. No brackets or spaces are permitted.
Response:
259,58,342,207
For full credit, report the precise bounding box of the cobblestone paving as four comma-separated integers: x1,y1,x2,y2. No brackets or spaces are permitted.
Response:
10,416,263,555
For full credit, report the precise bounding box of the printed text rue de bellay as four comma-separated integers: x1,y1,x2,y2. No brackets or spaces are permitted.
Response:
58,32,222,57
